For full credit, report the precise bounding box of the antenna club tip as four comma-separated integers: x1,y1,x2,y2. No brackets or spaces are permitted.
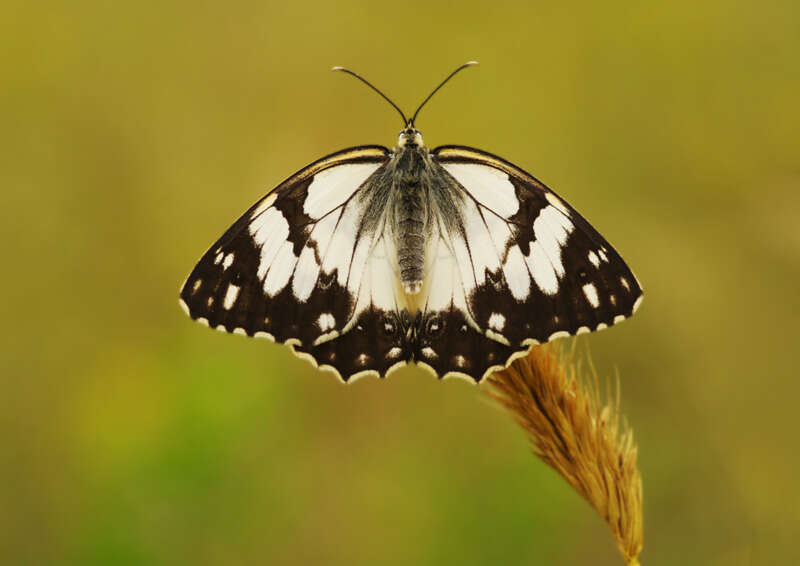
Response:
331,66,344,71
465,61,479,66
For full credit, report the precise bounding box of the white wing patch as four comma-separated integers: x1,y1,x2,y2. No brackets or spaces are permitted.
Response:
303,163,378,218
223,284,240,310
442,162,519,217
502,245,530,300
526,241,559,295
424,237,465,312
292,244,320,301
323,200,362,287
529,205,575,294
488,313,506,330
246,162,384,302
343,236,409,334
365,237,402,310
582,282,600,308
480,211,529,301
460,197,501,286
264,241,297,296
440,163,578,304
440,162,578,300
250,207,290,281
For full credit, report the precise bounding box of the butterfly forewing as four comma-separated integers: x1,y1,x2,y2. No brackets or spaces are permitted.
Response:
429,146,643,362
179,146,394,360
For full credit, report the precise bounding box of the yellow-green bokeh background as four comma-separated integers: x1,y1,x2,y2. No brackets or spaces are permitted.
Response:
2,1,799,564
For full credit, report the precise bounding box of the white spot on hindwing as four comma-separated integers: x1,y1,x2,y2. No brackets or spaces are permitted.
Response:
421,347,437,359
488,312,506,331
620,276,630,291
223,284,240,310
317,313,336,332
192,279,202,294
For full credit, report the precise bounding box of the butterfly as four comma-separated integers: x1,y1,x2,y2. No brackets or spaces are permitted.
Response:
179,62,643,383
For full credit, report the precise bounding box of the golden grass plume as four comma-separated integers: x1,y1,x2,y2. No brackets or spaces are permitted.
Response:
485,343,643,566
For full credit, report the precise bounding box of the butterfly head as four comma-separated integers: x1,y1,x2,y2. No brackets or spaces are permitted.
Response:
398,126,424,148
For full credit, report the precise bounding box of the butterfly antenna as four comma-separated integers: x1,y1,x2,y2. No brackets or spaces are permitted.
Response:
332,66,408,126
410,61,478,127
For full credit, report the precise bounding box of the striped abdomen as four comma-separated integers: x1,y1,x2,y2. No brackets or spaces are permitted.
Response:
395,186,426,294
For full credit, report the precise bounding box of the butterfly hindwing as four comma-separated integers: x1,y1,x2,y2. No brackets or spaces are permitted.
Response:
412,236,515,380
291,236,413,380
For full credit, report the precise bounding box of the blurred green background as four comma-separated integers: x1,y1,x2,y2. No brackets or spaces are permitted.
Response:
2,1,798,564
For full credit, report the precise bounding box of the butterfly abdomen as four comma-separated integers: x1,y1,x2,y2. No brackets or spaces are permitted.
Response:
388,145,431,295
396,184,427,294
